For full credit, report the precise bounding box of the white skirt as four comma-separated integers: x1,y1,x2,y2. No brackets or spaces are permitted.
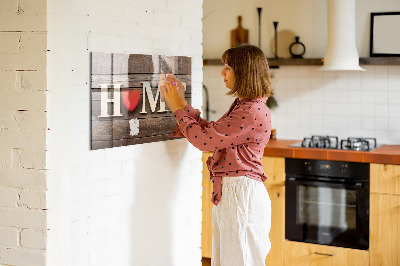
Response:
212,176,271,266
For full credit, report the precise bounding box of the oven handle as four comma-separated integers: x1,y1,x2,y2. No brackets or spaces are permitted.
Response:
286,177,364,189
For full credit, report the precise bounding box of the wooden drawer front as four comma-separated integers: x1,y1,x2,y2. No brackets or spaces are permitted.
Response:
370,193,400,266
262,156,285,185
371,163,400,195
284,241,369,266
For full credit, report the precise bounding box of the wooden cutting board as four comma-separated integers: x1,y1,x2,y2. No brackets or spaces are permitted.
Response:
231,16,249,48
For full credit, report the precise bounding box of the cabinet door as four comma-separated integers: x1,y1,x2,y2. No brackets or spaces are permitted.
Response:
370,193,400,266
370,163,400,195
264,185,284,266
202,152,213,258
261,156,285,185
284,241,369,266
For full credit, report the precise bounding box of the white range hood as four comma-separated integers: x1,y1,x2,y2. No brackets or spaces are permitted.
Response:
320,0,365,71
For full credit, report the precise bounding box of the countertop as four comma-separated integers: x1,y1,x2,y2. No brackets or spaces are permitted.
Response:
263,139,400,165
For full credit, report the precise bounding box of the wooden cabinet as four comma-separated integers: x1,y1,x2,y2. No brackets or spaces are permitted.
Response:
370,163,400,266
201,152,213,258
262,156,285,266
284,241,369,266
264,184,284,266
370,163,400,195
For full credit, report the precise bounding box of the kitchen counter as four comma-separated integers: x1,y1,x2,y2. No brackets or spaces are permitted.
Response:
264,139,400,165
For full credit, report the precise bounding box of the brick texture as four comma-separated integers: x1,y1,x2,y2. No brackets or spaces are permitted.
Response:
0,0,47,264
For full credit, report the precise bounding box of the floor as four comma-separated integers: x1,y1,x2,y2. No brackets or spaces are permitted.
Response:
202,257,211,266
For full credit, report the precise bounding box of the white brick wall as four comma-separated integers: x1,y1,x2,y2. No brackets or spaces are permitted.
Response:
47,1,203,266
0,0,48,265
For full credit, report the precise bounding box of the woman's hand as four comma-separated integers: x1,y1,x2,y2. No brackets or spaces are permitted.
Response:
161,76,187,113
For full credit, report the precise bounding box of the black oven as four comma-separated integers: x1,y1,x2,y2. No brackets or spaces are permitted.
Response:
285,158,369,250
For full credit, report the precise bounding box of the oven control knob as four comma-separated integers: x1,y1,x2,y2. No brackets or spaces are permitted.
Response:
340,164,347,174
304,161,312,171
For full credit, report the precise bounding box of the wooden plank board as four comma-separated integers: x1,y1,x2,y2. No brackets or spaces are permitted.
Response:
91,74,192,90
90,52,191,150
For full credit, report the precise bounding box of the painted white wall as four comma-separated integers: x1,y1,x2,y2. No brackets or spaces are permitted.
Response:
203,0,400,58
0,0,48,265
203,0,400,145
46,0,203,266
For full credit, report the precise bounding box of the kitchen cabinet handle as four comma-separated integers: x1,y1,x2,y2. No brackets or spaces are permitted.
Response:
314,252,335,257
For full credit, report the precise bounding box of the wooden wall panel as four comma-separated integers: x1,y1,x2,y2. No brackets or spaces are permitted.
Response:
90,52,192,150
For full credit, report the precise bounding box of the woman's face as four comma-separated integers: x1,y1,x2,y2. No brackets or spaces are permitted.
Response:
221,64,235,89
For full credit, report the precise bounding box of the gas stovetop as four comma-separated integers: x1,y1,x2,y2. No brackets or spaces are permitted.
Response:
289,135,382,151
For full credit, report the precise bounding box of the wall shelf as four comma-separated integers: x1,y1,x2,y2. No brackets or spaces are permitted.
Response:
203,57,400,67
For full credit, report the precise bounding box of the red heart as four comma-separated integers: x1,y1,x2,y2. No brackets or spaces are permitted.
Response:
122,90,140,112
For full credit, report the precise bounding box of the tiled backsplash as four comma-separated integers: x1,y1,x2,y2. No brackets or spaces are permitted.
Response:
203,65,400,144
271,65,400,144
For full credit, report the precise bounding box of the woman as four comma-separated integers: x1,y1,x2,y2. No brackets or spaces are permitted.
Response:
161,44,273,266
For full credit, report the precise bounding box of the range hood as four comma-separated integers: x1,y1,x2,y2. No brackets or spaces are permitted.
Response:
320,0,365,71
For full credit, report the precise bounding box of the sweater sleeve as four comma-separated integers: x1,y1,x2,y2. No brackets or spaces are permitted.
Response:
172,106,257,152
170,104,210,137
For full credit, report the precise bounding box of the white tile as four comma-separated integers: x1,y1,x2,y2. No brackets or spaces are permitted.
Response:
285,66,298,77
349,128,362,137
323,87,336,103
362,116,375,130
388,65,400,76
298,67,311,78
388,131,400,144
323,103,336,115
336,103,349,116
374,65,388,78
311,127,324,136
361,74,374,91
374,78,388,91
286,77,299,89
336,115,348,128
374,117,389,130
298,77,311,89
388,117,400,131
348,116,362,129
375,104,389,117
388,91,400,104
348,90,362,103
336,90,349,103
323,115,336,129
310,67,324,77
374,90,388,104
335,72,349,90
348,71,362,90
361,104,375,116
362,90,374,104
311,102,324,113
311,114,324,129
348,103,362,116
388,104,400,117
336,128,349,140
311,88,323,101
361,129,375,138
374,130,389,144
388,76,400,91
310,77,324,89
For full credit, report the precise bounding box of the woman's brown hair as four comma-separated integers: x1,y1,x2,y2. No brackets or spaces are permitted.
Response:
221,44,273,99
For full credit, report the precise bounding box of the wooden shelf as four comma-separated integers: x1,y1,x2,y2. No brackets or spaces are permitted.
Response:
203,57,400,67
203,58,323,67
359,57,400,65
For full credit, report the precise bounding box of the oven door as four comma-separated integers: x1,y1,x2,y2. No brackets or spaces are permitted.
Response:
285,177,369,250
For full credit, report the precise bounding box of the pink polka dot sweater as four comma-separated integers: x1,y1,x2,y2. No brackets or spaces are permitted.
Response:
170,97,271,206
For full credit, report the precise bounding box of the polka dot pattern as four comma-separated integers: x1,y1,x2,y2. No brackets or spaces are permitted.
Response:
170,97,272,206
